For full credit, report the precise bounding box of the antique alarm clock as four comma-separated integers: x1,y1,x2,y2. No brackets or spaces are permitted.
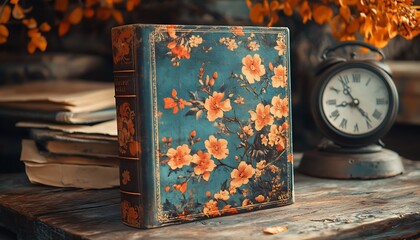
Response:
299,41,404,179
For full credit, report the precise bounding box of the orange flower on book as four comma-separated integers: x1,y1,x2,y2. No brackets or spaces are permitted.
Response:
230,161,255,188
167,25,177,38
271,64,287,88
231,26,245,36
274,37,286,56
204,91,232,121
164,89,192,114
214,190,230,201
168,44,190,60
287,153,293,163
255,195,265,203
205,135,229,160
192,150,216,181
241,54,266,84
249,103,274,131
121,170,131,185
188,35,203,47
127,206,139,226
221,204,239,215
203,200,221,217
270,96,289,119
166,144,193,170
268,124,286,150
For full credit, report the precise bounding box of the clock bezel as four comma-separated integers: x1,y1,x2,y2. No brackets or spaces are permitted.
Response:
312,61,399,147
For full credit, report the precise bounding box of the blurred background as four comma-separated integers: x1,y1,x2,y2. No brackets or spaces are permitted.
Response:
0,0,419,173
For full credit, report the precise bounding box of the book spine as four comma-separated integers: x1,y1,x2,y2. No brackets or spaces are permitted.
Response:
112,25,145,228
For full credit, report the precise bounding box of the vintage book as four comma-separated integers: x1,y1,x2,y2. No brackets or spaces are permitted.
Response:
112,24,294,228
0,80,115,113
30,129,118,158
21,139,119,189
0,107,115,124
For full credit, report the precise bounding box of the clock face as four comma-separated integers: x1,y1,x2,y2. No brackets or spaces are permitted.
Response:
321,67,390,135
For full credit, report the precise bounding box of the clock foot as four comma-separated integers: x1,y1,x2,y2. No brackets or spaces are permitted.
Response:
298,148,404,179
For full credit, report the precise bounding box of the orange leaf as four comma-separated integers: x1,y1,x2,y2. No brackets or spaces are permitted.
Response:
84,8,95,18
339,5,351,22
86,0,98,8
96,7,112,20
250,3,265,24
346,19,359,34
263,226,288,235
0,24,9,44
34,36,47,51
12,3,25,19
112,9,124,24
298,1,312,24
341,0,358,5
313,5,333,24
39,22,51,32
22,18,37,29
27,40,36,54
55,0,68,12
27,28,41,38
330,15,346,39
283,2,294,16
126,0,141,12
0,6,11,24
10,0,19,5
104,0,113,7
68,7,83,25
58,20,70,36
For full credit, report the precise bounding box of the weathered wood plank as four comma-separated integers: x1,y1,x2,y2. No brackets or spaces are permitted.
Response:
0,159,419,240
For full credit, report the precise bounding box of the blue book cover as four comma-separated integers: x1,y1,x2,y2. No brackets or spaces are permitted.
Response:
112,24,294,228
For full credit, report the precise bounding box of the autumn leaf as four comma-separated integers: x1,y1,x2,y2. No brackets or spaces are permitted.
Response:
68,7,83,25
126,0,141,11
340,5,351,22
86,0,98,8
313,4,333,24
96,7,112,20
112,9,124,24
12,3,25,19
22,18,37,29
58,20,70,36
0,24,9,44
0,6,11,24
55,0,68,12
84,8,95,18
250,3,266,24
39,22,51,32
263,225,288,235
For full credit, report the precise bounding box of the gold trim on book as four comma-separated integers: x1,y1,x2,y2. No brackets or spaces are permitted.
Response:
113,69,135,73
115,95,137,98
117,156,139,160
120,189,142,196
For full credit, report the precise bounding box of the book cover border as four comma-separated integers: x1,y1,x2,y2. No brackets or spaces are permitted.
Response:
148,26,294,225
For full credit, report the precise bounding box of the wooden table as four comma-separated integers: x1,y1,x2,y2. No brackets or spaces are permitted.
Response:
0,159,419,240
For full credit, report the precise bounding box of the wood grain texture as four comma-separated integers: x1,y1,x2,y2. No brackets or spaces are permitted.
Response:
0,159,419,240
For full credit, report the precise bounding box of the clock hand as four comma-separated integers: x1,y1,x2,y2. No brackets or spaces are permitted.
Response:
341,84,360,106
336,101,352,107
357,107,372,122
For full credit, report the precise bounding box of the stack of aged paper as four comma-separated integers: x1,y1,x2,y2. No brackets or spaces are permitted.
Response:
18,120,119,189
